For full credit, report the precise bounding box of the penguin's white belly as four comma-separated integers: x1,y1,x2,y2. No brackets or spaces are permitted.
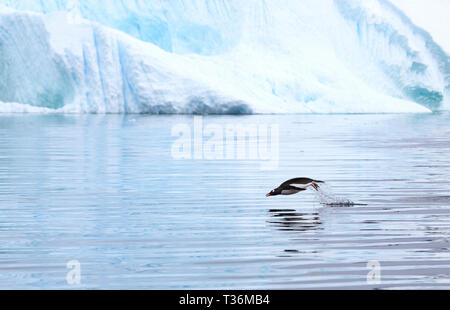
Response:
281,189,301,195
290,182,313,189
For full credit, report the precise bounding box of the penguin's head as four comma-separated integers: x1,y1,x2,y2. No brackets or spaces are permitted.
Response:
266,187,282,197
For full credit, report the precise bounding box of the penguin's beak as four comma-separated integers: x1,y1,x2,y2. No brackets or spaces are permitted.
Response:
266,193,272,197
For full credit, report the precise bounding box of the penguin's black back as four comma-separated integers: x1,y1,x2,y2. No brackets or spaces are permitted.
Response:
280,178,323,187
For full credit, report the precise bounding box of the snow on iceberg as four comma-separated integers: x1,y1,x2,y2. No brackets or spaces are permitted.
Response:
390,0,450,54
0,0,448,114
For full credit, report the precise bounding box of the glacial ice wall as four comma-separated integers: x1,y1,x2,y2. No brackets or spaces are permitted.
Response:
0,7,254,113
0,0,448,113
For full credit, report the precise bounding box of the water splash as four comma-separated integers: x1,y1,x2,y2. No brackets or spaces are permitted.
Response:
313,184,359,206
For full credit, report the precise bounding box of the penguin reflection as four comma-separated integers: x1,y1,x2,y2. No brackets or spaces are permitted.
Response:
268,209,323,257
268,209,322,232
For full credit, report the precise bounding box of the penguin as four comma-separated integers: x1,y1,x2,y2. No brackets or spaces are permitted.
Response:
266,178,324,197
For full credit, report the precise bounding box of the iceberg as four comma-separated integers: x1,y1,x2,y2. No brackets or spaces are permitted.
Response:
0,0,448,114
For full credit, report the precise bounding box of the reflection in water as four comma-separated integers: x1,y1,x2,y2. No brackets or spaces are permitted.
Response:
268,209,322,232
268,209,323,258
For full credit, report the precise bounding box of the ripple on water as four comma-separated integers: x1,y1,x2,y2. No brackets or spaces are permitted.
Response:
0,113,450,289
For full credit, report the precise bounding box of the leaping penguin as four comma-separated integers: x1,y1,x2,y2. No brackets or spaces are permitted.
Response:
266,178,324,197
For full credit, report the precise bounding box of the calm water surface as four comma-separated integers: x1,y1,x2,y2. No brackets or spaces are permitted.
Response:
0,113,450,289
